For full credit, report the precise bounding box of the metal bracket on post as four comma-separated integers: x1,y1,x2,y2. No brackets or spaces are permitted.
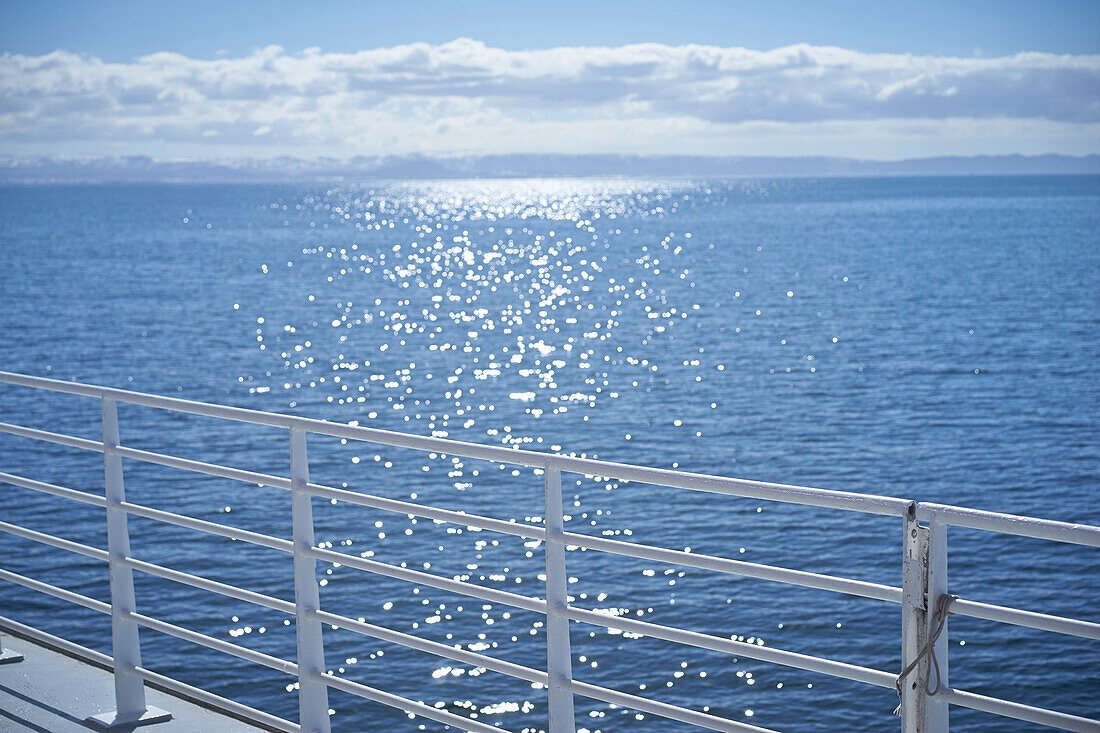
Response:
900,504,950,733
543,461,576,733
900,506,930,733
87,398,171,731
0,633,24,664
289,429,331,733
925,516,949,732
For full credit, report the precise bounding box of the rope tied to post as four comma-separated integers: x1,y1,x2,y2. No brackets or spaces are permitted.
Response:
893,593,957,716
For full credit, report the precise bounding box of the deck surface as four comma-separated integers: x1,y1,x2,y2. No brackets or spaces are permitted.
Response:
0,634,269,732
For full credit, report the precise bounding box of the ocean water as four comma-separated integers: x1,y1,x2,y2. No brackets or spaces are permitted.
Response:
0,176,1097,732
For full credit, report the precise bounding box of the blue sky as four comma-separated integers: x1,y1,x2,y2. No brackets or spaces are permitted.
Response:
4,0,1099,59
1,1,1098,160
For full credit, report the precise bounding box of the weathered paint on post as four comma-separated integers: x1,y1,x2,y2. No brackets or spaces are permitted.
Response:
925,518,949,733
900,508,928,733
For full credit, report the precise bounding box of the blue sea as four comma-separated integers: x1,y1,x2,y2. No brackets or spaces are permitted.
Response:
1,176,1097,732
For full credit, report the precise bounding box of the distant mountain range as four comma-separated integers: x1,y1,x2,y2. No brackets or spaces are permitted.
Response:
2,153,1099,183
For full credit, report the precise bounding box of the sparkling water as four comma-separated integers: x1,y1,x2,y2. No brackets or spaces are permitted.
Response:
1,176,1097,731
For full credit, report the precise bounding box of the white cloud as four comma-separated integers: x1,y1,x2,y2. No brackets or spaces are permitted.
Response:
1,39,1098,157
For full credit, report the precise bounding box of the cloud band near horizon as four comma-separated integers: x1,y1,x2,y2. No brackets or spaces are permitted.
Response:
2,39,1099,158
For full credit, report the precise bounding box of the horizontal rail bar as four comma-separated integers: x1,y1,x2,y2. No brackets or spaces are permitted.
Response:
308,545,549,615
0,567,111,615
121,556,296,615
112,444,291,490
119,501,293,553
558,459,911,516
560,530,902,603
917,503,1100,548
0,419,105,453
315,546,894,688
0,519,109,562
320,672,504,733
124,610,299,676
134,665,300,733
313,609,767,733
564,605,896,689
305,481,546,540
950,597,1100,641
0,371,540,464
313,609,547,685
566,677,777,733
305,481,895,603
938,687,1100,732
0,371,911,516
100,454,1096,649
0,613,114,667
0,470,107,507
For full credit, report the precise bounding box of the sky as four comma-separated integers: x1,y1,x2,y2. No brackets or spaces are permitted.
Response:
1,0,1099,160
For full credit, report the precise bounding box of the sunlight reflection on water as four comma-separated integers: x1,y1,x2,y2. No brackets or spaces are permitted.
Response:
2,177,1098,731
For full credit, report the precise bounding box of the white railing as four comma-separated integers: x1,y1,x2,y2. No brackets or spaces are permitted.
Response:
0,369,1097,733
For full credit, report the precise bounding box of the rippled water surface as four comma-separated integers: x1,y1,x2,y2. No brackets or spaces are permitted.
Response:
1,177,1098,732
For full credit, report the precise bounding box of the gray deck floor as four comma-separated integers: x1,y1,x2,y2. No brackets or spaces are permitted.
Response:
0,634,268,732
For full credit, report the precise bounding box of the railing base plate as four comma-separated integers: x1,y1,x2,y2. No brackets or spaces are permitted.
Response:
85,706,172,730
0,648,24,664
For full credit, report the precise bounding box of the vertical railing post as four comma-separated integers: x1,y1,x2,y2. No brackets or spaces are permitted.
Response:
900,505,928,733
88,398,170,730
925,516,949,732
289,429,331,733
543,461,576,733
